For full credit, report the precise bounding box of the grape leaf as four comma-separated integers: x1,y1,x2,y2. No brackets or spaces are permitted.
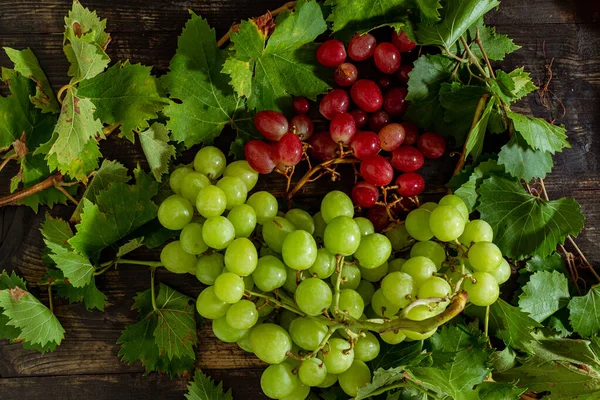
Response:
4,47,59,113
370,340,424,371
473,382,525,400
116,237,144,259
452,159,505,212
416,0,443,24
45,241,95,288
0,271,27,291
185,369,233,400
64,32,110,84
498,135,554,181
464,96,495,161
505,68,537,101
518,271,571,323
49,269,106,312
438,82,490,143
229,112,262,159
63,0,110,48
77,61,169,142
507,111,569,154
525,253,566,274
138,123,176,182
355,367,406,400
462,19,521,61
477,175,585,260
569,287,600,337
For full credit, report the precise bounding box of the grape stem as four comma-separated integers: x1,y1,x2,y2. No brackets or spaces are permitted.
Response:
301,325,341,360
150,267,158,312
0,173,67,207
331,254,345,317
287,157,360,199
452,93,490,176
95,258,163,276
484,304,490,338
246,290,305,316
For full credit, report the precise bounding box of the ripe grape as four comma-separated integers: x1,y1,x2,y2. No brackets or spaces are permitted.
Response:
169,166,193,194
250,323,292,365
180,223,208,255
283,267,308,294
298,358,328,386
405,208,433,241
202,216,235,249
368,110,389,131
279,310,299,332
317,373,338,388
400,256,437,286
309,248,337,279
392,30,417,53
180,171,210,203
246,191,278,224
237,334,253,352
383,86,408,117
381,271,414,307
323,338,354,374
374,42,401,74
351,181,379,208
321,190,354,222
226,299,259,330
196,286,230,319
252,255,287,292
332,264,362,290
254,110,289,141
397,64,413,84
195,253,225,285
406,304,442,321
319,89,350,119
378,123,406,151
385,224,412,251
439,194,469,222
360,155,394,186
273,133,303,166
160,241,197,274
216,175,247,209
418,132,446,159
468,242,503,272
420,202,438,211
371,288,400,318
350,131,380,160
388,258,406,273
339,360,371,397
289,317,328,351
329,112,357,144
354,233,392,268
356,280,376,305
489,258,511,284
158,195,193,230
354,332,380,362
429,205,466,242
418,276,452,299
313,212,327,239
223,160,259,191
308,131,337,161
324,216,361,256
351,79,383,112
214,272,244,304
317,39,347,67
211,316,249,343
391,145,424,172
289,114,314,141
378,75,392,89
227,204,257,238
285,209,315,234
282,383,310,400
292,97,310,114
348,33,377,61
195,185,227,217
354,217,375,236
295,278,333,316
194,146,226,179
395,172,425,197
410,241,446,269
380,329,406,345
260,363,298,399
282,230,318,270
360,261,388,282
244,140,276,174
366,205,389,232
224,237,258,276
334,62,358,86
402,121,419,145
464,272,500,306
349,109,368,128
459,219,494,245
338,289,365,319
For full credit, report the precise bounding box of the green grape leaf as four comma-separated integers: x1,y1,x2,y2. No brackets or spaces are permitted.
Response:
4,47,59,113
506,68,537,101
77,61,169,142
525,253,566,274
438,82,490,144
498,135,554,181
138,122,176,182
546,312,573,339
229,111,262,159
452,159,505,212
490,69,537,105
477,175,585,260
518,271,571,323
507,111,569,154
41,214,74,244
355,367,406,400
45,241,94,288
0,270,27,291
462,19,521,61
464,96,495,161
116,237,144,258
222,58,253,99
473,382,526,400
370,341,424,371
64,33,110,84
185,369,233,400
51,270,106,312
416,0,443,24
569,286,600,337
63,1,110,48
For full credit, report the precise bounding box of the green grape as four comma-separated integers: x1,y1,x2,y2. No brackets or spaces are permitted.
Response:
202,216,235,249
324,216,361,256
242,273,255,291
259,246,280,258
429,205,465,242
331,264,361,290
214,272,245,304
321,190,354,223
444,264,471,284
380,329,406,344
371,289,400,318
279,309,299,332
196,287,230,319
459,219,494,245
283,267,308,293
180,223,209,255
212,316,249,343
216,175,247,209
380,272,415,308
405,208,434,242
360,261,388,283
385,223,413,251
289,316,328,351
262,217,296,253
323,338,354,374
313,212,327,239
169,166,193,194
223,160,259,191
280,383,310,400
400,256,437,286
246,191,278,224
354,331,380,362
339,360,371,397
420,201,438,211
284,344,303,369
255,296,275,317
489,258,511,284
284,209,315,234
160,241,197,274
252,256,287,292
260,362,299,399
226,299,258,330
283,230,318,270
298,358,327,386
439,194,469,221
468,242,503,272
250,323,292,365
410,241,446,270
356,280,375,305
180,171,211,203
237,334,253,353
388,258,406,273
464,271,500,306
195,253,225,285
193,146,226,179
309,248,336,279
224,237,258,276
317,373,338,388
227,204,257,238
402,328,437,340
157,195,194,230
418,276,452,299
195,185,227,218
295,278,332,316
354,233,392,269
354,217,375,236
337,289,364,319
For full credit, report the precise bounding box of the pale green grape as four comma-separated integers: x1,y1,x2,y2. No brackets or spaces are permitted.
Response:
180,171,211,203
402,328,437,340
489,258,511,284
279,310,299,332
459,219,494,245
196,287,230,319
223,160,259,191
380,330,406,344
227,204,257,238
202,216,235,249
429,205,465,242
337,289,364,319
158,195,194,230
280,383,310,400
324,216,361,256
180,223,209,255
381,272,415,308
418,276,452,299
250,323,292,364
283,267,308,293
338,360,371,397
226,299,258,330
216,176,247,209
252,255,287,292
401,256,437,286
289,316,328,351
262,217,296,253
193,146,226,179
354,331,380,362
285,209,315,234
385,223,413,250
242,274,254,291
354,217,375,236
321,190,354,223
298,358,327,386
237,334,253,353
388,258,406,273
214,272,245,304
371,289,400,318
317,373,338,388
464,272,500,306
246,191,278,224
468,242,503,272
323,338,354,374
420,202,438,211
439,194,469,221
360,261,388,283
308,248,336,279
255,296,275,317
212,316,249,343
356,280,375,306
283,230,318,270
224,237,258,276
295,278,332,316
405,209,434,241
354,233,392,269
331,264,361,290
406,304,438,321
169,166,193,194
410,241,446,270
313,212,327,239
195,253,225,285
260,362,298,399
195,185,227,218
160,241,197,274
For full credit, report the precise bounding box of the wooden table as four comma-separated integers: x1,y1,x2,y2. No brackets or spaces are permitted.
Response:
0,0,599,398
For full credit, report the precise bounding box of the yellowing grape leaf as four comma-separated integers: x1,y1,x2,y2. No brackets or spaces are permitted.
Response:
63,1,110,48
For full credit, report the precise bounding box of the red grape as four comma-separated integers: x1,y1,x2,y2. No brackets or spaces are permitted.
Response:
349,109,368,129
316,39,346,68
417,132,446,159
329,112,357,144
397,64,412,85
383,87,408,117
360,155,394,186
367,205,389,232
308,131,337,162
395,172,425,197
254,110,288,141
273,133,303,167
244,140,276,174
351,131,380,160
391,146,424,172
350,80,383,112
348,33,377,61
334,63,358,87
379,75,392,90
352,181,379,208
292,97,310,114
290,114,314,141
378,123,406,151
369,110,390,132
374,43,401,74
402,121,419,145
320,89,350,120
392,31,417,53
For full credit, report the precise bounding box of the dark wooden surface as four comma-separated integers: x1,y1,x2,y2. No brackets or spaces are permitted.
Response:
0,0,599,399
